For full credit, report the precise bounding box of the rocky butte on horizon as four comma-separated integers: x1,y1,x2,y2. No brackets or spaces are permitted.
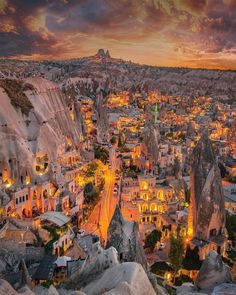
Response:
94,49,111,59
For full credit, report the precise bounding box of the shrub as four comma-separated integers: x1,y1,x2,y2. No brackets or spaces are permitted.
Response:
226,211,236,240
151,261,173,276
0,79,34,116
145,229,162,250
183,246,202,270
110,136,116,144
175,274,193,286
168,235,184,277
94,145,109,164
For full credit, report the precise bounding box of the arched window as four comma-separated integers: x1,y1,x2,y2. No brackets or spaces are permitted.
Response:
150,203,157,212
43,189,48,199
142,203,148,212
157,190,164,201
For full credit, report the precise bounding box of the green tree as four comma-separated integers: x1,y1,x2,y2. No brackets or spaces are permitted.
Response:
168,235,184,283
145,229,162,250
84,182,99,205
94,145,109,164
226,211,236,240
110,136,116,145
118,133,126,148
185,188,190,204
85,161,98,177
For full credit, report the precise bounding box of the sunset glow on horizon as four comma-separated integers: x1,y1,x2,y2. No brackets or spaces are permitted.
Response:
0,0,236,70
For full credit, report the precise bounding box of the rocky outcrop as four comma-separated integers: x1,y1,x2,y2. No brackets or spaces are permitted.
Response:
105,206,168,294
82,262,156,295
0,262,155,295
212,283,236,295
106,205,148,270
0,279,34,295
65,243,119,289
177,252,234,294
0,77,81,184
143,123,160,164
195,250,232,292
188,131,226,241
94,91,109,143
20,259,33,290
95,49,111,59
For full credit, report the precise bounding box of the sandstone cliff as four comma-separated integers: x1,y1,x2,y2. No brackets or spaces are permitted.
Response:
0,77,81,185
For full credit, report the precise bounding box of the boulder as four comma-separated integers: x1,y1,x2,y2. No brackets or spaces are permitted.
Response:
0,279,18,295
211,283,236,295
195,251,232,292
82,262,156,295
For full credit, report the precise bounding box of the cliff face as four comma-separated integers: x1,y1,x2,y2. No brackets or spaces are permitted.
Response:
0,77,81,185
188,132,225,241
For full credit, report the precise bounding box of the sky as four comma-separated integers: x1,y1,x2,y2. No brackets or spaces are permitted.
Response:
0,0,236,69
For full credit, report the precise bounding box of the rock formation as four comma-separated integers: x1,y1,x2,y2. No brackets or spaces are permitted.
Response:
0,279,34,295
95,49,110,59
143,123,160,164
177,252,233,294
94,90,109,143
0,77,81,185
106,205,148,270
211,283,236,295
0,262,157,295
58,235,158,294
20,259,33,290
82,262,156,295
195,250,232,292
187,131,226,241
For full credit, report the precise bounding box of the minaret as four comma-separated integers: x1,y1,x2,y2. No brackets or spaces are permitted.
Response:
153,103,159,125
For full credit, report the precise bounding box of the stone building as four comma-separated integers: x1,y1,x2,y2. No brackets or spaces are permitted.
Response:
121,175,177,225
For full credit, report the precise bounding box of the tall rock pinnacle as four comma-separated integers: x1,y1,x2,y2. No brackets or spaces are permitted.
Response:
106,205,148,270
188,131,225,241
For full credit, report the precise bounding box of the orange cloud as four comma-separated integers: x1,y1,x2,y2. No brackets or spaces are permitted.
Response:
0,0,235,70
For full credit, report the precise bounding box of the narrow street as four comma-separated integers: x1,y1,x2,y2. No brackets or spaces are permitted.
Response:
82,146,119,243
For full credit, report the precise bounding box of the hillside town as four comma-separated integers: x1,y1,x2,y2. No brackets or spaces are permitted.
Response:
0,50,235,295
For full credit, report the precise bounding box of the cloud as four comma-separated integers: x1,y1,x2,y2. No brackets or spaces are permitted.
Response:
175,0,207,15
0,0,235,69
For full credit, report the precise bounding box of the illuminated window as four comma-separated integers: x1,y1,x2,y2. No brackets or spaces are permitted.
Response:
150,203,157,212
142,204,148,212
141,181,148,190
157,190,164,201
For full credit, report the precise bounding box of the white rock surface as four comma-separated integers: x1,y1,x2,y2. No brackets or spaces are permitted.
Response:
82,262,156,295
0,279,35,295
211,283,236,295
195,251,232,292
0,77,81,184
